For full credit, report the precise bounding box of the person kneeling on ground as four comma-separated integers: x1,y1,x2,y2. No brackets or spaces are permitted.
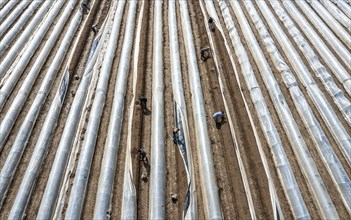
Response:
213,111,225,126
138,148,148,165
208,17,215,32
139,95,148,113
82,2,90,14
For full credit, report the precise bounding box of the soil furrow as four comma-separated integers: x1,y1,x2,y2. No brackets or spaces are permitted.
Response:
135,1,154,218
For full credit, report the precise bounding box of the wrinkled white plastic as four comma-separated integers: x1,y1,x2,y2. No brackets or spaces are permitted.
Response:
7,4,83,213
0,10,81,211
204,1,258,219
270,1,351,122
119,1,143,219
66,2,131,219
0,0,32,38
0,0,19,22
0,0,62,79
36,14,110,220
86,1,131,219
249,1,351,215
218,1,309,219
148,1,166,219
0,0,78,149
320,0,351,31
268,0,351,167
271,0,351,96
306,0,350,46
284,0,351,69
179,1,223,219
169,1,196,219
332,0,351,18
236,1,339,218
8,69,69,219
206,2,284,219
0,0,41,55
0,0,7,9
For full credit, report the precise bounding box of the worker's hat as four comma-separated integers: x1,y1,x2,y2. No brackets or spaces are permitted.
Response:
173,128,179,132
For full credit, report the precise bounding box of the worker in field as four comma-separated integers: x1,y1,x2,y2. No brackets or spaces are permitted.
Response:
82,2,90,14
138,148,148,165
138,148,150,182
139,95,148,113
173,127,179,144
213,111,225,127
200,47,210,61
208,17,215,32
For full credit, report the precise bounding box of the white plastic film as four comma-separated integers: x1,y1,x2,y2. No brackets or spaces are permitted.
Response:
306,0,350,47
0,0,32,38
0,0,79,150
169,1,197,219
0,0,60,78
36,11,111,220
0,0,19,22
66,1,130,219
320,0,351,31
0,0,41,55
218,1,310,219
148,1,166,219
267,0,351,167
0,9,81,210
284,0,351,69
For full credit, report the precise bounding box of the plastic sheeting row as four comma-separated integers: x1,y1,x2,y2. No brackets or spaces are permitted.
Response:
0,5,82,212
36,7,111,219
217,0,310,219
318,0,351,31
241,0,350,216
179,1,223,219
0,0,32,37
202,1,259,219
0,0,41,55
0,0,78,149
247,0,351,214
0,0,20,22
0,0,59,78
169,1,196,219
66,1,136,218
286,0,351,70
331,0,351,18
267,0,351,167
120,1,144,218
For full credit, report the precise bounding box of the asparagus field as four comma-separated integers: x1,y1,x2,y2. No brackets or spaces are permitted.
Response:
0,0,350,219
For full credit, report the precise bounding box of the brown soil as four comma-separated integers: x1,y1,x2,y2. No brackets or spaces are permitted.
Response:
133,1,153,219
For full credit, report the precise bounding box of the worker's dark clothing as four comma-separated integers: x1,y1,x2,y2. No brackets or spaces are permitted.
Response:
173,128,179,144
138,149,148,164
139,96,147,111
82,2,90,13
213,111,225,125
208,17,215,32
